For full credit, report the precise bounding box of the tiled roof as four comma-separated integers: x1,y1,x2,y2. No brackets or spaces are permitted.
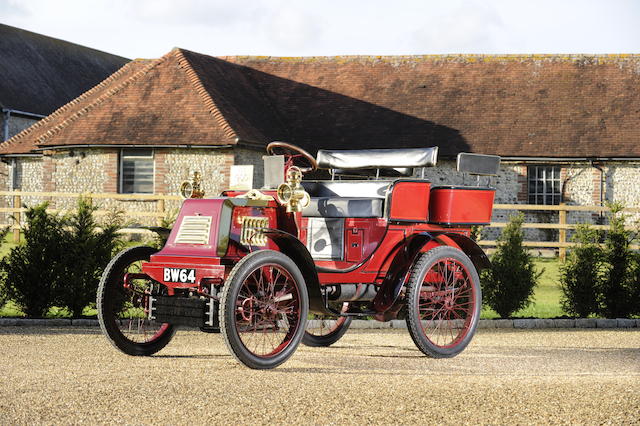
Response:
2,50,640,158
222,54,640,158
1,50,239,154
0,23,128,116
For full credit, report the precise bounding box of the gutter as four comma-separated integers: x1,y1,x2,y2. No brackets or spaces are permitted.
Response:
1,108,46,119
235,137,268,151
32,144,235,152
0,153,42,160
499,156,640,162
2,107,46,142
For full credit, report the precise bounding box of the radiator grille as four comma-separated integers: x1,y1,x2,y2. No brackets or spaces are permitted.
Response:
240,216,269,246
175,216,212,245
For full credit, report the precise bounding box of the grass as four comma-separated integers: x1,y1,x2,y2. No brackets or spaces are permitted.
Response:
480,257,564,319
2,254,566,319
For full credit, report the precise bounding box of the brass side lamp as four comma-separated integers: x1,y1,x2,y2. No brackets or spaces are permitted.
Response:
276,166,310,213
180,171,205,199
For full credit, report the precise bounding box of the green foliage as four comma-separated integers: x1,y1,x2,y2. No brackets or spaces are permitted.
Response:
470,225,483,242
0,199,123,318
55,198,124,317
0,227,10,309
560,225,604,317
153,209,178,249
600,203,638,318
1,204,66,317
481,213,542,318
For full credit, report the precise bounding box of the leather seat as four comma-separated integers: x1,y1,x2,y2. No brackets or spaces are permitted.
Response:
303,197,384,218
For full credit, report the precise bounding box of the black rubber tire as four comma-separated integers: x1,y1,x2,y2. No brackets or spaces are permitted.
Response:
302,306,352,347
219,250,309,369
97,245,176,356
405,246,481,358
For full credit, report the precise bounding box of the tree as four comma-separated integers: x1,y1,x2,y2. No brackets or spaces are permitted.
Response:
55,198,124,317
560,225,603,317
600,203,637,318
0,227,10,309
1,204,66,317
481,213,542,318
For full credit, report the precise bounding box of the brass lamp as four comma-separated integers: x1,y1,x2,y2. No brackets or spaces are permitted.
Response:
276,166,310,213
180,171,205,199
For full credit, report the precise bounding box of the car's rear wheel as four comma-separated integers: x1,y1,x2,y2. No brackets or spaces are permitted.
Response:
303,302,352,347
220,250,308,369
97,246,176,356
405,246,481,358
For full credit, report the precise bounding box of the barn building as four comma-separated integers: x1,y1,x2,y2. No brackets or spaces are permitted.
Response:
1,48,639,235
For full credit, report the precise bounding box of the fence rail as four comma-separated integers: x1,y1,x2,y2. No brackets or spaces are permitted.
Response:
481,203,640,258
1,192,638,256
0,191,182,242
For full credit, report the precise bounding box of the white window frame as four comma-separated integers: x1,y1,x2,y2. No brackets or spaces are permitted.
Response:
528,165,561,205
119,149,155,194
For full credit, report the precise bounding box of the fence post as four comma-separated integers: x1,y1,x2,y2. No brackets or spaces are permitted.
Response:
559,203,567,262
156,196,165,227
13,193,21,243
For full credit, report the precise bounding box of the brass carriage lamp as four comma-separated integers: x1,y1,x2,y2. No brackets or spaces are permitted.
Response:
276,166,310,213
180,171,205,199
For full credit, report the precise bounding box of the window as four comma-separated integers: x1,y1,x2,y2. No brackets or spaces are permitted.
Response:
528,165,561,205
120,149,154,193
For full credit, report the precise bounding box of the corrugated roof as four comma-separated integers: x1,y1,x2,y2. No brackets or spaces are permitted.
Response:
0,23,129,115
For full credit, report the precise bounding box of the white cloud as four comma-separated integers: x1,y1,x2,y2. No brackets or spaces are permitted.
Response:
410,1,505,53
262,5,324,51
0,0,639,58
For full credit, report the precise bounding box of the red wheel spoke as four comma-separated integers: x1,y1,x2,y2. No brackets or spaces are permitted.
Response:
234,261,302,358
416,256,477,350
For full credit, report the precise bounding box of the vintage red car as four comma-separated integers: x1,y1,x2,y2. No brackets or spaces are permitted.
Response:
97,142,500,369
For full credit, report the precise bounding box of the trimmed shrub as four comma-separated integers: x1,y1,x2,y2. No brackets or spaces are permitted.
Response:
630,254,640,316
560,225,603,317
481,213,542,318
1,204,66,317
600,203,637,318
55,198,124,317
0,226,10,309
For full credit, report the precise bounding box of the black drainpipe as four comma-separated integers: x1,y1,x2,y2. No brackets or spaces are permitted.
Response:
590,160,605,220
2,109,10,142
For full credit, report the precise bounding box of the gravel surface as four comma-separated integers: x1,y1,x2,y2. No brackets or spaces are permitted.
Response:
1,327,639,424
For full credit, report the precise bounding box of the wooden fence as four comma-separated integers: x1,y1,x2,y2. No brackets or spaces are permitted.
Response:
480,203,640,259
1,191,638,258
0,191,181,242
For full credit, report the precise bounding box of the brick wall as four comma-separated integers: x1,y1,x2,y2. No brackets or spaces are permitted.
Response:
103,150,118,193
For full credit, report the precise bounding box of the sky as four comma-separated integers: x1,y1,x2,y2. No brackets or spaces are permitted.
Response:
1,0,639,59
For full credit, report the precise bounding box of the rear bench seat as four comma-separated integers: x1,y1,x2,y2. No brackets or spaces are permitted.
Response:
300,147,439,218
301,181,391,218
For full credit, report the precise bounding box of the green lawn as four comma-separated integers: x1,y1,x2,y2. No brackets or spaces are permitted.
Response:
480,258,563,319
2,253,566,319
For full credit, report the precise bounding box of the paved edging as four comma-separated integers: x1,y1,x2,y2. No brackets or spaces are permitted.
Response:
1,318,639,329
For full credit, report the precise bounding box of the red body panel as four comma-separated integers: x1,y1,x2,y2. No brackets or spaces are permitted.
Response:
429,187,495,226
141,179,493,310
388,181,431,222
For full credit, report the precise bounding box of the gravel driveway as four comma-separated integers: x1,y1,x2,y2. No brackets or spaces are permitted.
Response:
1,327,638,424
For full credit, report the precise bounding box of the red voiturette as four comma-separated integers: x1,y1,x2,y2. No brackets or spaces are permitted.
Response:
97,142,500,369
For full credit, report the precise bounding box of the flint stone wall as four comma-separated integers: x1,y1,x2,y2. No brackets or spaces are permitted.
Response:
2,149,640,238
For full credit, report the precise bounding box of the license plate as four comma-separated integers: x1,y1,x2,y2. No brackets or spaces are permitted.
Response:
163,268,196,284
